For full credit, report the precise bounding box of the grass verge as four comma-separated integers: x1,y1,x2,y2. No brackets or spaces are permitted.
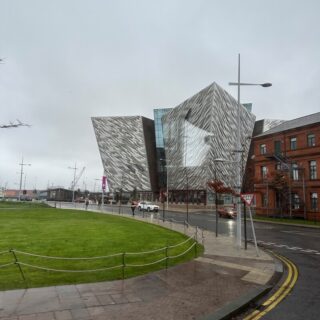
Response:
253,215,320,227
0,202,203,290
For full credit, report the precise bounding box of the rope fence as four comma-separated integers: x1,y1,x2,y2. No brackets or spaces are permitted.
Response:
0,233,199,282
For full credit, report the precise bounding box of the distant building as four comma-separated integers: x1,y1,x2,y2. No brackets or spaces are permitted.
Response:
92,82,256,204
92,116,158,200
47,188,73,202
162,82,255,204
253,112,320,221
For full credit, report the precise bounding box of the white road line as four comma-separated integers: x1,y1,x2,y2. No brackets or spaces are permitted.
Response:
247,239,319,255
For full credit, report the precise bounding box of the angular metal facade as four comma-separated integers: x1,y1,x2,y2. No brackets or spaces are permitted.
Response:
91,116,157,193
162,82,256,191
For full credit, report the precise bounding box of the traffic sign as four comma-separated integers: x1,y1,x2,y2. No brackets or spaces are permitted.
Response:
240,193,255,206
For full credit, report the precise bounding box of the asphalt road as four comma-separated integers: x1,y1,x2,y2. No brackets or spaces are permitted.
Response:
54,202,320,319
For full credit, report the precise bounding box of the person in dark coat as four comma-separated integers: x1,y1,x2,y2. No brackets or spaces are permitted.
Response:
131,201,136,216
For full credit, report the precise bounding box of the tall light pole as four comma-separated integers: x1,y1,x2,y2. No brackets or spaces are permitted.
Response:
229,53,272,248
68,163,77,203
184,108,192,223
18,157,31,201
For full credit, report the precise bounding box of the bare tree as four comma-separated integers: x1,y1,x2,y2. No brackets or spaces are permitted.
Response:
0,119,31,129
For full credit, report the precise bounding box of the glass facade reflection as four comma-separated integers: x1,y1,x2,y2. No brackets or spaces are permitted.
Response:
154,108,172,189
162,82,256,194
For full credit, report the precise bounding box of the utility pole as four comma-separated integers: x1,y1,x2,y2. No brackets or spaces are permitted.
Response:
18,157,31,201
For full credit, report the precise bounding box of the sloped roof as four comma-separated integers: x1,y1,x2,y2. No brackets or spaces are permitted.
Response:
256,112,320,137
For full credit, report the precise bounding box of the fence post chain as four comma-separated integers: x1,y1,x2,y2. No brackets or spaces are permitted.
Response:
10,249,26,282
165,246,168,269
194,241,197,258
184,221,186,234
122,253,126,280
195,226,198,242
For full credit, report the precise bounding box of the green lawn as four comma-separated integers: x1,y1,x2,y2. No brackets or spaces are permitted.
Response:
0,202,202,290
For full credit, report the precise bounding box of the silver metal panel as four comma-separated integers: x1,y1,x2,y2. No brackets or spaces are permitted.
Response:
162,82,256,190
92,116,151,192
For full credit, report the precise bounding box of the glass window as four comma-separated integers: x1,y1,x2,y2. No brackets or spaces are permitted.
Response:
307,134,315,147
261,166,268,179
292,164,299,181
310,160,317,180
262,193,268,207
311,193,318,211
274,140,281,155
290,137,297,150
260,144,267,154
292,193,300,209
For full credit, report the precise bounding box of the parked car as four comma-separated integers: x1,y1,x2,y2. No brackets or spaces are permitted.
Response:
217,207,237,219
137,201,159,212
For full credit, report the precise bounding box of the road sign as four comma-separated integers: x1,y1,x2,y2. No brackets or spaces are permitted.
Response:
240,193,255,206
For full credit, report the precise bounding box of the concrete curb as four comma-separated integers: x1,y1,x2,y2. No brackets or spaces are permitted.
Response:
199,250,284,320
200,285,272,320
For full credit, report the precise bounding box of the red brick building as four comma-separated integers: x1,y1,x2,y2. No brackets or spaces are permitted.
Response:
252,112,320,221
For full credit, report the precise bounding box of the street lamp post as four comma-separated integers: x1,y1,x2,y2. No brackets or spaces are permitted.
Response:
184,109,192,223
229,53,272,248
18,157,31,201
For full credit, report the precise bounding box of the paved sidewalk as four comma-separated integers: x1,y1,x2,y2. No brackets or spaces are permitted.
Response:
0,212,278,320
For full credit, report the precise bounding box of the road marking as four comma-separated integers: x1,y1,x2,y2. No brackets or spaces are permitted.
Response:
251,240,320,255
244,253,298,320
281,230,306,235
300,249,318,253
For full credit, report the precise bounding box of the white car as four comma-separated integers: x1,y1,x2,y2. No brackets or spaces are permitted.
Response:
137,201,159,212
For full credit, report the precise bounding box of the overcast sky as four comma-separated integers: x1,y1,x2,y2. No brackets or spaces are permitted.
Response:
1,0,319,191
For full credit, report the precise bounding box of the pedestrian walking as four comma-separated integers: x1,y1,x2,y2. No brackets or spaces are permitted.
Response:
131,201,136,216
85,199,89,210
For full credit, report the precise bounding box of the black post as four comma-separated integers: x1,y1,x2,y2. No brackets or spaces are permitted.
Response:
244,202,247,250
162,200,165,222
118,189,121,214
215,191,218,237
165,246,168,269
214,166,219,237
10,249,26,282
186,173,189,223
122,253,125,279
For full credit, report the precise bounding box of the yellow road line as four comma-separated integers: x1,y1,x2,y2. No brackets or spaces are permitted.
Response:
243,253,298,320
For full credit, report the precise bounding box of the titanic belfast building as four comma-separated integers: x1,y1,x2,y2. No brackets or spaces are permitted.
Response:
92,82,256,204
